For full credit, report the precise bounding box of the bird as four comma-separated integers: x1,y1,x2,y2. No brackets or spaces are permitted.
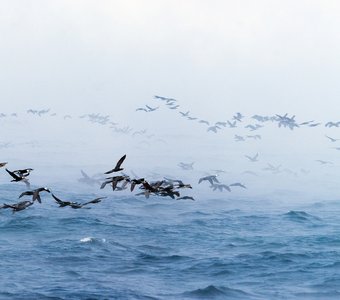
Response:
5,168,31,187
210,183,231,192
198,175,219,185
100,175,127,191
179,111,190,117
325,135,339,142
13,168,33,177
178,162,194,170
1,200,34,213
177,196,195,201
230,182,247,189
245,153,259,162
316,160,333,165
104,154,126,174
52,194,106,209
19,187,51,203
0,162,7,168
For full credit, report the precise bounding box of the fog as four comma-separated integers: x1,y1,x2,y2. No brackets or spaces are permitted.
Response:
1,1,340,202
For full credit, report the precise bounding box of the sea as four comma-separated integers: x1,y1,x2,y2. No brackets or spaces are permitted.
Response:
1,183,340,300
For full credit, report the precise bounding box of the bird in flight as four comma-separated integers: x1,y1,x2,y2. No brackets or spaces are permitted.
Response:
104,154,126,174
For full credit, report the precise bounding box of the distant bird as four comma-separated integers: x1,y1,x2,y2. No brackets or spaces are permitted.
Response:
145,105,159,112
247,135,262,140
233,112,244,122
207,126,220,133
179,111,190,117
199,120,210,125
325,135,339,142
210,183,231,192
315,160,333,165
178,162,194,170
215,122,227,127
263,163,281,173
245,153,259,162
230,182,247,189
325,121,340,128
0,162,7,168
308,123,321,127
104,154,126,174
227,121,237,128
245,124,262,131
136,105,159,112
136,107,148,112
78,170,101,186
234,135,245,142
177,196,195,201
299,120,314,126
198,175,219,185
19,187,51,203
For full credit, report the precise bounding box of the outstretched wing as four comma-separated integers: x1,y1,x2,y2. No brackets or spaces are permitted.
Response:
115,154,126,169
6,169,21,180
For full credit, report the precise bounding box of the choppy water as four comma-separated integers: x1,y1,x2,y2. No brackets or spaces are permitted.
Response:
1,184,340,299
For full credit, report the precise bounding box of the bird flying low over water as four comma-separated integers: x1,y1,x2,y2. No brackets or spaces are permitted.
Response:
1,200,34,213
5,168,31,188
19,187,51,203
198,175,219,185
105,154,126,174
210,183,231,192
177,196,195,201
230,182,247,189
51,194,106,209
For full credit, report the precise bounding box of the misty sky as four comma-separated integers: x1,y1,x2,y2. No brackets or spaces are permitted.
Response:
1,1,340,120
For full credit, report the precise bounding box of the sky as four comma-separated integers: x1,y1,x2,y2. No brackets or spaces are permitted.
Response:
1,1,340,120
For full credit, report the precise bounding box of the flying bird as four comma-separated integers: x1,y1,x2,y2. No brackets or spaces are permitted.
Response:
104,154,126,174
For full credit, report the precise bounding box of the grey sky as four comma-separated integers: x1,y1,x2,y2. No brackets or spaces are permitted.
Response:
1,1,340,120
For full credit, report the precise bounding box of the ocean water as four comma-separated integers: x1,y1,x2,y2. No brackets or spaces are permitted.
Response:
1,183,340,299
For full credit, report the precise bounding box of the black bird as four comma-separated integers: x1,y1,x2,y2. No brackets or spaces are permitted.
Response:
52,194,106,209
1,200,34,213
100,175,128,190
177,196,195,201
105,154,126,174
13,168,33,177
19,187,51,203
5,168,31,188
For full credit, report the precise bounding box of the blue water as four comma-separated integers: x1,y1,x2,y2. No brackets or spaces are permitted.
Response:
1,184,340,299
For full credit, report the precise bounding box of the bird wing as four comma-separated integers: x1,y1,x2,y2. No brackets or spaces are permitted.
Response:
51,194,64,205
6,169,21,180
115,154,126,169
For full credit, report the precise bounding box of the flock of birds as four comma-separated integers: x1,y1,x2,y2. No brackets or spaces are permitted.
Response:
135,96,340,139
0,155,198,214
2,95,340,209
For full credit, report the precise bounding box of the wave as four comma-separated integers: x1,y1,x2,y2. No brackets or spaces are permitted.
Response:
181,285,252,299
282,210,322,223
